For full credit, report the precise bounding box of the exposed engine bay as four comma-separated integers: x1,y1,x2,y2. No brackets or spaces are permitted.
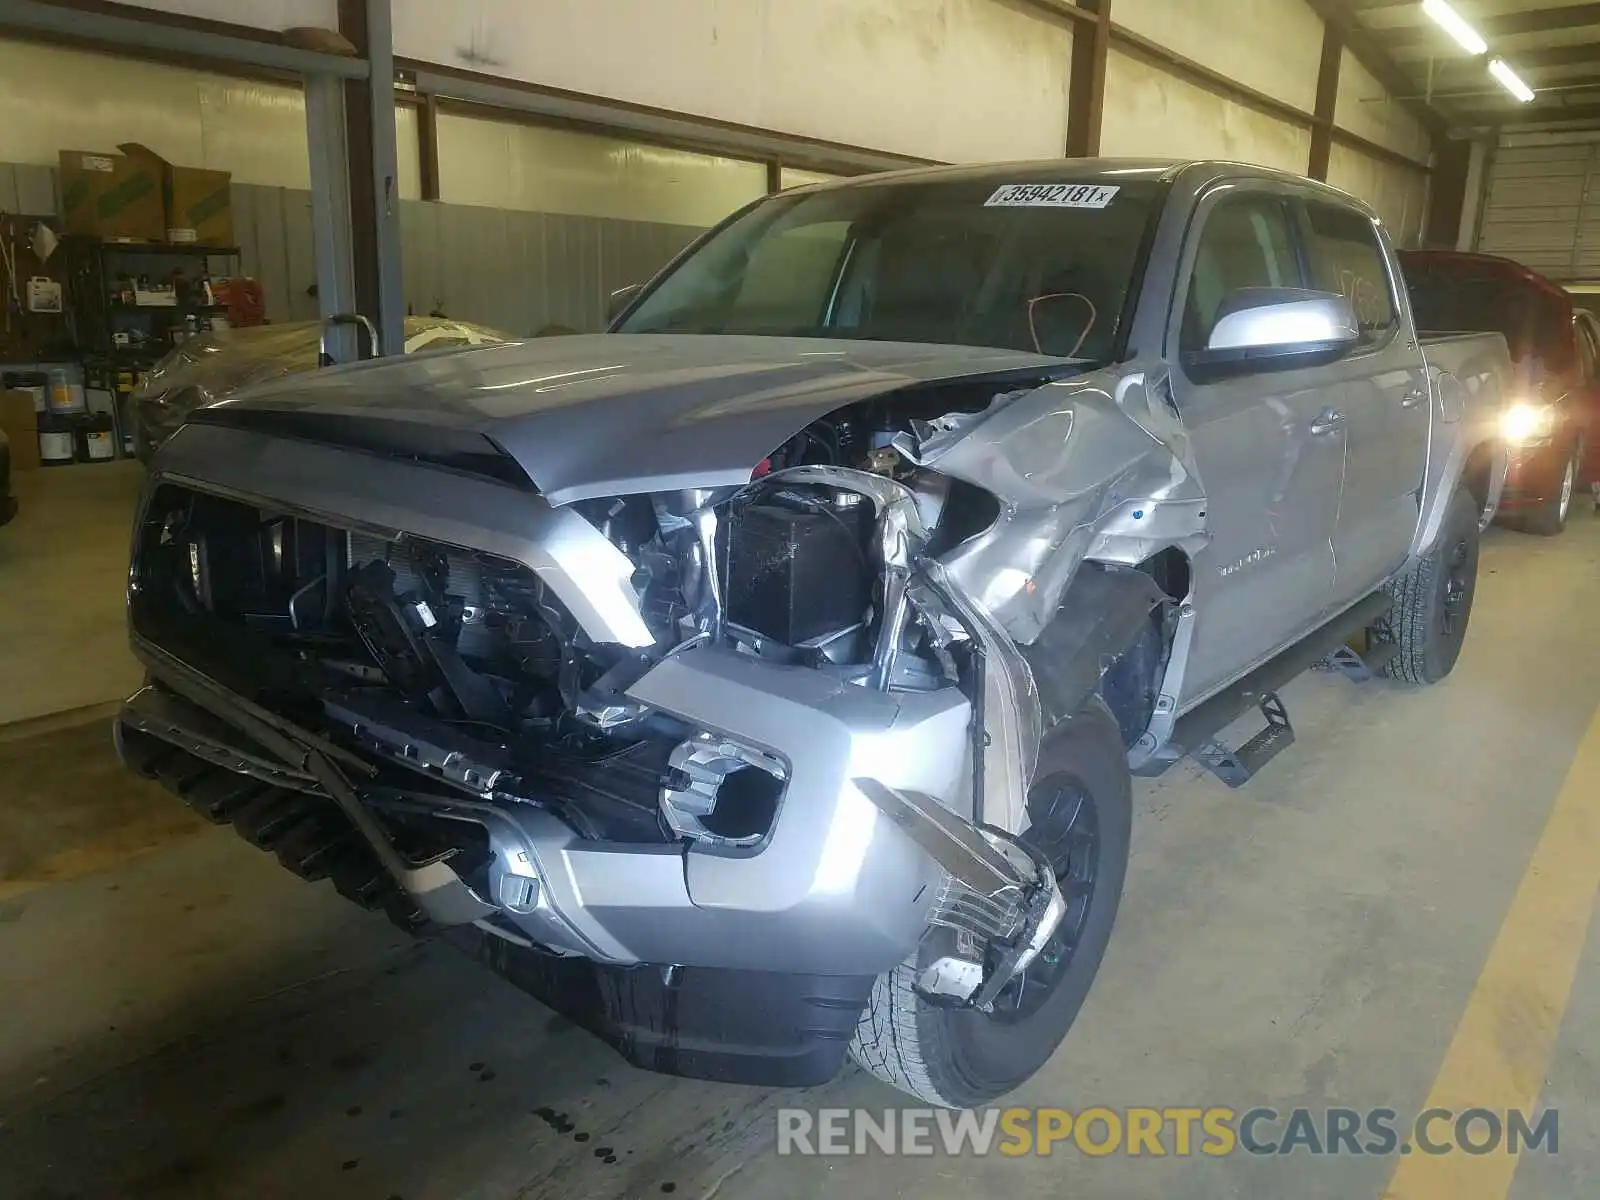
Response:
133,389,1011,833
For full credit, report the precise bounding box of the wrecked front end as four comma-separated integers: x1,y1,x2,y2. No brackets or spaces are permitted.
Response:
117,364,1193,1086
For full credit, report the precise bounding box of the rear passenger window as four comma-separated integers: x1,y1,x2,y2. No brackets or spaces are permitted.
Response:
1304,202,1397,345
1182,196,1304,352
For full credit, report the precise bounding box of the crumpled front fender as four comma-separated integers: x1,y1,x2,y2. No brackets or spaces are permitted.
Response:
905,364,1208,646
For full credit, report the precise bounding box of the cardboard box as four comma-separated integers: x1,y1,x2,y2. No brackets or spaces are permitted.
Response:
1,390,41,471
58,150,165,241
58,145,234,245
165,164,234,245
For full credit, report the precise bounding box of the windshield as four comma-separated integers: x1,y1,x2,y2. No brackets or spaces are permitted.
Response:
617,177,1163,360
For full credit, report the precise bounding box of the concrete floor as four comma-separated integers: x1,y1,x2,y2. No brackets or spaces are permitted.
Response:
0,461,145,727
0,474,1598,1200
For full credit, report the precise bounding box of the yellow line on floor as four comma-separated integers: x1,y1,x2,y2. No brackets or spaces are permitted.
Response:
1382,706,1600,1200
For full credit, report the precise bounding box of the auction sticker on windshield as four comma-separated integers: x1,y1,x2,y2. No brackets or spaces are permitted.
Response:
984,183,1120,208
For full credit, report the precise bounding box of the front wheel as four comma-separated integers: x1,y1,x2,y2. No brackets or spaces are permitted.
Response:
1381,484,1480,685
848,697,1132,1108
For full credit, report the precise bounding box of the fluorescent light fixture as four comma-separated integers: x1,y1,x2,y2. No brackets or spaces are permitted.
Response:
1489,58,1536,103
1422,0,1487,56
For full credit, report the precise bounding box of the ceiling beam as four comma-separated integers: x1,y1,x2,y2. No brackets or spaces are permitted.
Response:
1452,100,1600,127
1422,79,1600,101
1423,43,1600,87
1301,0,1446,136
1386,5,1600,48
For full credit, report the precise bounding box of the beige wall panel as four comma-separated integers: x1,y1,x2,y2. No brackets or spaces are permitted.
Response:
1334,49,1430,164
394,0,1072,162
436,112,766,225
1111,0,1322,112
1327,143,1428,248
108,0,339,30
1100,51,1312,174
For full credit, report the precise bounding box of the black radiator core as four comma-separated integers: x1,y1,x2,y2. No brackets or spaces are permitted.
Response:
725,501,871,646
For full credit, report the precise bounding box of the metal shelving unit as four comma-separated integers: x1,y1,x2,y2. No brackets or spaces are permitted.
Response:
64,235,242,458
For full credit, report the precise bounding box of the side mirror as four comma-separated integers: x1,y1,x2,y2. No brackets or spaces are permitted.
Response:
607,283,643,325
1185,288,1359,378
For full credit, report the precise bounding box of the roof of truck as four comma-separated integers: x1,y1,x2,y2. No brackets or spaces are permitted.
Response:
787,158,1378,215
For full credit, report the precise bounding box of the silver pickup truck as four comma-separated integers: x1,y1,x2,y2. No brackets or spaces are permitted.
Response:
116,160,1508,1108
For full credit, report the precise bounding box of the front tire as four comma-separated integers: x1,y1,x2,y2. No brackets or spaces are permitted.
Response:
1382,484,1480,685
848,697,1132,1108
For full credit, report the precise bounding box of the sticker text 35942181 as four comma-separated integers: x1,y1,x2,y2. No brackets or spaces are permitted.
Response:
984,183,1121,209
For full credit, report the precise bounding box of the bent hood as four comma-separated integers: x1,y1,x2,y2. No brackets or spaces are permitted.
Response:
198,334,1073,505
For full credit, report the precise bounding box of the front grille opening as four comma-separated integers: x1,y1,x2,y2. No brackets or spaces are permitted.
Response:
131,483,581,725
131,483,679,845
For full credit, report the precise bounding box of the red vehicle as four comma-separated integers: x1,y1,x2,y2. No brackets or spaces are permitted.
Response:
1401,250,1600,535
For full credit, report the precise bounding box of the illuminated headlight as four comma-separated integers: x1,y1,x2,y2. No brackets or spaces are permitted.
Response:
1500,402,1556,446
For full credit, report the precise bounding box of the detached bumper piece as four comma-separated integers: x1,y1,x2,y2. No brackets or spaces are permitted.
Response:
116,710,428,933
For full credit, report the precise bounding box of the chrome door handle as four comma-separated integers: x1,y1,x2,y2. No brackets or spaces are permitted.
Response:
1310,409,1345,435
1401,388,1426,408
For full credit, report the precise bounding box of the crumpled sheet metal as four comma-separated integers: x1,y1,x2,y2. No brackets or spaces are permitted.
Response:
908,364,1209,647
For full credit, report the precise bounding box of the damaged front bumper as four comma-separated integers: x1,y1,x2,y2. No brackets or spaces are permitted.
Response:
121,630,994,979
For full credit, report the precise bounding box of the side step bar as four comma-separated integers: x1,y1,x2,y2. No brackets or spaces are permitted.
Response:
1193,693,1294,788
1135,590,1394,783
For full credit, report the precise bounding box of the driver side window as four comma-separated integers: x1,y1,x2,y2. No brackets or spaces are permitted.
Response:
1181,196,1304,353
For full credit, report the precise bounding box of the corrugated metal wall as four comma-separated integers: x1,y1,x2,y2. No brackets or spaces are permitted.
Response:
0,161,58,215
1476,140,1600,281
398,200,703,334
3,162,705,335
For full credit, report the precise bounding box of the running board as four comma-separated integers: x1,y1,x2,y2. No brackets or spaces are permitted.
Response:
1135,590,1394,782
1316,639,1398,682
1193,693,1293,788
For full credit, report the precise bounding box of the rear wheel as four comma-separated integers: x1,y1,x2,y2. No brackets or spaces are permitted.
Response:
1525,443,1580,537
848,697,1131,1108
1382,485,1480,685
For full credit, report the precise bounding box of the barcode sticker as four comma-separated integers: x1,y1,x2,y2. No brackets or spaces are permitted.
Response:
984,183,1120,209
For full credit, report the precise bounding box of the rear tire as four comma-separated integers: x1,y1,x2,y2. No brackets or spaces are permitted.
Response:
1382,485,1480,685
848,697,1132,1108
1525,443,1580,537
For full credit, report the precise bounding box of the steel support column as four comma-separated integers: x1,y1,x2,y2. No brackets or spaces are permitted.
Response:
1065,0,1111,158
364,0,404,355
1308,23,1342,182
418,93,442,202
304,73,360,363
1423,137,1474,248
